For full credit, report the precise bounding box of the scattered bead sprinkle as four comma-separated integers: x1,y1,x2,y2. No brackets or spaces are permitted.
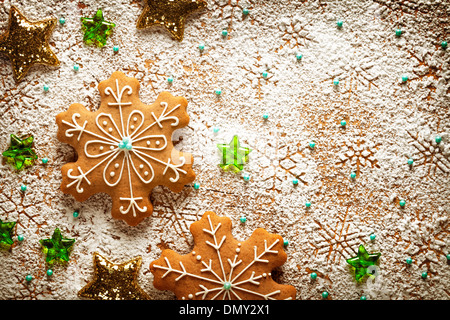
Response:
360,295,367,301
262,113,269,120
309,141,316,149
292,178,299,185
73,64,79,71
73,211,79,218
18,234,24,242
406,257,413,265
262,71,268,79
322,291,329,299
310,272,317,280
407,158,414,165
421,271,428,279
242,8,249,15
340,120,347,127
333,78,339,86
20,184,27,192
401,75,408,83
41,157,49,164
167,76,174,83
435,135,442,144
395,29,402,37
113,45,119,53
370,234,376,241
59,17,65,25
305,201,311,208
350,171,356,179
336,20,343,28
446,254,450,261
296,53,303,60
198,43,205,51
47,269,53,276
213,127,220,133
43,84,49,92
25,274,33,282
221,29,228,37
399,199,406,207
243,173,250,181
441,41,448,49
215,89,222,96
193,182,200,190
239,216,247,223
283,239,289,247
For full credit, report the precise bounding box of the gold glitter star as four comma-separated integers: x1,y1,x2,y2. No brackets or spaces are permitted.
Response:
0,6,60,82
78,252,150,300
136,0,207,41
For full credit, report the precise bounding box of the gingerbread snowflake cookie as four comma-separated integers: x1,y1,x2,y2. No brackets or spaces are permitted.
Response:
56,71,195,226
150,211,296,300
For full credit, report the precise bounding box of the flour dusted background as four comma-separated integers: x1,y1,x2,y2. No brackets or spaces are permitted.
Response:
0,0,449,300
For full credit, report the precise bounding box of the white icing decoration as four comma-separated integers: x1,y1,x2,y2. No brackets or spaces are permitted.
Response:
153,214,289,300
63,80,189,219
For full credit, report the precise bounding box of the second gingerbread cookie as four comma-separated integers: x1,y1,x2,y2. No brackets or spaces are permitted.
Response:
56,71,195,226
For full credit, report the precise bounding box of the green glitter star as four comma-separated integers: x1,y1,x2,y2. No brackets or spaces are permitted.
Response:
39,228,75,265
217,135,251,173
347,244,381,282
2,134,38,171
80,9,115,47
0,219,15,250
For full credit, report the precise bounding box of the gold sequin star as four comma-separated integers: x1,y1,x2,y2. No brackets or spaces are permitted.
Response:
0,6,60,82
78,252,150,300
136,0,207,41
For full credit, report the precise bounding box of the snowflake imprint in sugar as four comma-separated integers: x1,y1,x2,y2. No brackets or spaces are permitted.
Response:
56,72,195,226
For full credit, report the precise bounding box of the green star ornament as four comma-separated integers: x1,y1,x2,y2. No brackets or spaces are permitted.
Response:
39,228,75,265
346,244,381,282
80,9,115,47
2,134,38,171
0,219,15,250
217,135,251,173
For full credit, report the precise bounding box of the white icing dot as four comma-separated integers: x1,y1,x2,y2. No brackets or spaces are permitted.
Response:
110,172,115,177
133,117,138,122
181,297,185,300
268,273,271,276
237,243,241,246
139,164,144,169
196,255,201,261
108,128,113,132
130,125,135,130
263,273,267,277
99,146,104,150
192,251,196,255
146,141,150,146
115,163,119,169
110,146,114,150
188,294,193,299
236,248,240,253
144,171,149,176
156,141,160,145
102,121,107,126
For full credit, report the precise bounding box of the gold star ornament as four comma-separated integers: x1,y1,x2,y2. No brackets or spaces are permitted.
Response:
78,252,150,300
0,6,60,82
136,0,207,41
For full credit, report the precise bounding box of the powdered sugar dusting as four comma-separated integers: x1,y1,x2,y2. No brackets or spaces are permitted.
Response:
0,0,448,300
